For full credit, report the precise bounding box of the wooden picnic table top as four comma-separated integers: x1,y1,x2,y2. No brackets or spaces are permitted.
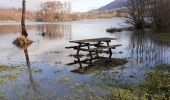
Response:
69,37,116,44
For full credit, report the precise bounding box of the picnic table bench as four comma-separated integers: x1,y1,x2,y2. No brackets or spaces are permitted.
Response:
66,37,122,59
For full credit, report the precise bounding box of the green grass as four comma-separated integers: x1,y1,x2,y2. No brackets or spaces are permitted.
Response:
0,65,25,84
58,76,73,84
95,64,170,100
110,64,170,100
0,65,16,72
152,33,170,42
139,64,170,99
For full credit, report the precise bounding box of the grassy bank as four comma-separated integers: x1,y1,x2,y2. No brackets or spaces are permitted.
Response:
108,64,170,100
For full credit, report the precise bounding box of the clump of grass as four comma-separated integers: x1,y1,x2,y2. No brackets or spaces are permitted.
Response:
71,83,89,89
94,58,128,67
139,64,170,99
0,89,5,98
152,33,170,42
5,74,17,80
106,27,134,33
106,28,122,33
0,65,25,84
34,69,43,73
0,78,6,84
58,77,73,84
0,65,16,72
0,96,6,100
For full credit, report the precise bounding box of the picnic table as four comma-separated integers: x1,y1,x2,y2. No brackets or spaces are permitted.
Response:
66,37,122,59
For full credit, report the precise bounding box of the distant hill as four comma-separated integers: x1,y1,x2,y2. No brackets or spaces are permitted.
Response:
98,0,127,11
86,0,127,18
0,8,35,22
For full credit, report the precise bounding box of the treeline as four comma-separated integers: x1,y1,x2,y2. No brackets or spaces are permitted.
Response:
73,10,119,20
125,0,170,31
0,1,123,22
0,8,35,22
0,1,72,22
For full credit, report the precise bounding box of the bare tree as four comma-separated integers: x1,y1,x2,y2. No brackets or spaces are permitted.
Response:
12,0,33,48
125,0,149,29
149,0,170,30
36,1,62,21
36,1,72,21
21,0,28,37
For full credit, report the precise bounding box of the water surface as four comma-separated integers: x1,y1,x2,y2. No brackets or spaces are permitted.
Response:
0,18,170,99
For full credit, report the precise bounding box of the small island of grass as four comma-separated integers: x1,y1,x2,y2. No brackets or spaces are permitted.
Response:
71,58,128,74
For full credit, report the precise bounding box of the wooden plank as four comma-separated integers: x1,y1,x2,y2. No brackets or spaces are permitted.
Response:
65,43,104,49
74,48,95,52
99,44,122,48
69,37,117,44
73,44,121,52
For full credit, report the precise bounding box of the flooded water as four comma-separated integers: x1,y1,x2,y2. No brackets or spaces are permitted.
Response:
0,18,170,99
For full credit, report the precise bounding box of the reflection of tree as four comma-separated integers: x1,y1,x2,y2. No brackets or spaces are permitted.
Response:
128,30,170,66
23,48,46,99
37,24,72,40
0,25,34,35
24,49,36,91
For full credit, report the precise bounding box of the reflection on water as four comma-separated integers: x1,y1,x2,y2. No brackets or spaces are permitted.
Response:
0,18,170,99
128,30,170,66
0,18,169,69
24,49,36,90
37,24,72,40
0,25,34,35
0,18,169,70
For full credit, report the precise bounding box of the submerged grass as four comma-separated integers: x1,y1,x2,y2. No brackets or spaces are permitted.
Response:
1,63,169,99
58,76,73,84
71,58,128,74
0,65,25,84
0,65,16,72
94,58,128,67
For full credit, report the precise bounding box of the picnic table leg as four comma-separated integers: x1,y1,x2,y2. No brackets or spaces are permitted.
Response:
76,44,82,55
106,41,112,58
95,41,101,58
96,50,99,58
87,44,93,65
109,53,112,59
77,57,82,68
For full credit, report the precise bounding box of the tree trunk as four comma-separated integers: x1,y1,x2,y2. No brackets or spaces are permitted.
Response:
21,0,28,37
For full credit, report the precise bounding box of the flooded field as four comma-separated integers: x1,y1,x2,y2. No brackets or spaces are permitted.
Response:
0,18,170,99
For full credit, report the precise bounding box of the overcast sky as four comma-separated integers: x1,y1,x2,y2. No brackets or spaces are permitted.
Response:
0,0,114,12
